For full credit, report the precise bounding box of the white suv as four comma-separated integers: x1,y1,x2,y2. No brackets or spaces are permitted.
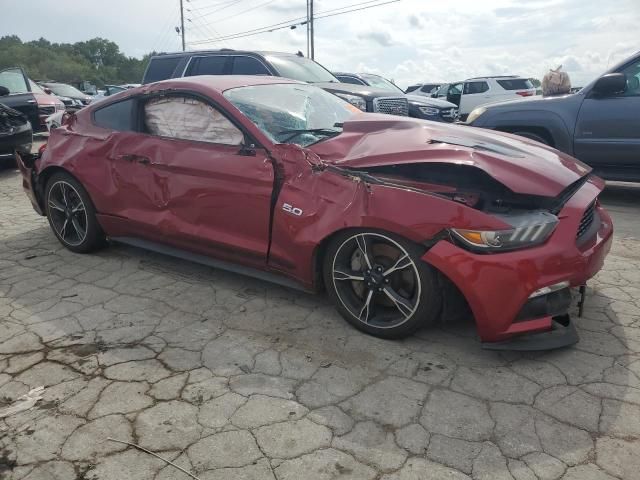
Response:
432,76,536,120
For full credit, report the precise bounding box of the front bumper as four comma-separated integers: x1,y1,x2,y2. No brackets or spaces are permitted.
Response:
423,176,613,349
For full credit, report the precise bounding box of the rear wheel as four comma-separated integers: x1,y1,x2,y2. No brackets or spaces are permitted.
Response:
45,172,105,253
512,131,550,145
323,230,442,339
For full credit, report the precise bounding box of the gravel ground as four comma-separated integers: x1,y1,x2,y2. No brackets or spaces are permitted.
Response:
1,164,639,480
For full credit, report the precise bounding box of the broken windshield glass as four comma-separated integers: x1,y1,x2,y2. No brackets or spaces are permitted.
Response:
223,83,360,147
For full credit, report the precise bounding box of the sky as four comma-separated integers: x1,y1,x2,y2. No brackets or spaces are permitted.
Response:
1,0,638,88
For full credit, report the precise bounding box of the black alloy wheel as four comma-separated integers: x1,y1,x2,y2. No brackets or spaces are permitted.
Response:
324,230,442,339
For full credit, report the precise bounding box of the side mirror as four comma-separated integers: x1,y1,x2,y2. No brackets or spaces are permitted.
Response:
0,86,9,97
592,73,626,96
44,87,53,95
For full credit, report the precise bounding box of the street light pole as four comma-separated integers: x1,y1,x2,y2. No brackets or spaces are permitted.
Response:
179,0,186,51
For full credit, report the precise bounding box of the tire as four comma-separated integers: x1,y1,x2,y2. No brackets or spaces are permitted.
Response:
512,131,550,145
44,172,105,253
323,229,442,339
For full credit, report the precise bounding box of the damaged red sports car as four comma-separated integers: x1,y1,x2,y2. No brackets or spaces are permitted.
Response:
17,76,613,349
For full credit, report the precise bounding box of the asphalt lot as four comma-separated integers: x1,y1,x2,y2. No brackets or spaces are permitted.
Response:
0,161,639,480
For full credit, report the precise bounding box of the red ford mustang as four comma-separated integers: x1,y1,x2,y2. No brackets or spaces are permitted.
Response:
17,76,613,349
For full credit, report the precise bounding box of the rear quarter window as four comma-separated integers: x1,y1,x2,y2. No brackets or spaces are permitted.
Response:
93,99,135,131
497,79,534,90
144,57,181,83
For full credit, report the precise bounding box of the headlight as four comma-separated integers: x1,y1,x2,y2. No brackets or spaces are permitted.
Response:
334,93,367,111
450,211,558,252
418,106,440,116
466,107,487,124
73,99,83,106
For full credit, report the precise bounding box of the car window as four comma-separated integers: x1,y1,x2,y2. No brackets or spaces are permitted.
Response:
191,56,228,76
464,81,489,94
224,83,355,147
0,68,29,94
496,78,534,90
337,76,366,85
144,95,244,145
420,84,438,93
45,83,85,97
93,99,135,131
449,83,462,95
232,56,270,75
360,74,404,93
621,59,640,97
265,55,338,83
405,85,420,93
144,56,181,83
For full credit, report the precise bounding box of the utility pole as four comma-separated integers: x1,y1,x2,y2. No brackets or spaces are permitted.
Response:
179,0,186,51
309,0,314,59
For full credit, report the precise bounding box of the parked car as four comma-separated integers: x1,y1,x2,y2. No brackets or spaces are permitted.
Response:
16,75,612,349
0,67,65,132
142,50,410,117
90,85,128,104
405,83,441,96
0,88,32,162
334,72,458,122
468,51,640,182
434,76,536,120
40,82,92,111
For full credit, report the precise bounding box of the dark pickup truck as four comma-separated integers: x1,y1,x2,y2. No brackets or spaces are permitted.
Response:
468,51,640,182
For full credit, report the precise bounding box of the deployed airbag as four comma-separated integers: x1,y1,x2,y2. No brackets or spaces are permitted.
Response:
145,96,244,145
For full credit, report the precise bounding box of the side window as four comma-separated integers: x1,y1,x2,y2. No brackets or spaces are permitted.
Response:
420,84,436,93
405,85,419,93
232,57,270,75
93,99,135,131
621,59,640,97
337,76,366,85
190,56,228,76
464,81,489,95
144,57,181,83
144,95,244,145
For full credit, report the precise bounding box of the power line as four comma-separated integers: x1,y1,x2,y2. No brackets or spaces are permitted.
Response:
189,0,401,45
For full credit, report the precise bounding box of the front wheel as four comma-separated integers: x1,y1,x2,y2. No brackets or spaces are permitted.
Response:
45,172,105,253
323,230,442,339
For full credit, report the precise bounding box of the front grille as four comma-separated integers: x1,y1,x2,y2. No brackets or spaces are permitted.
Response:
39,106,56,115
440,107,458,122
372,97,409,116
576,200,596,239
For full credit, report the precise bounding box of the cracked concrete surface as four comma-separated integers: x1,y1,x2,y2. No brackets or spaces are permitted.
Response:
1,166,639,480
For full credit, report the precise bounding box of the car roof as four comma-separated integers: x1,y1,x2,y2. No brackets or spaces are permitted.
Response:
143,75,301,93
465,75,526,81
151,49,302,59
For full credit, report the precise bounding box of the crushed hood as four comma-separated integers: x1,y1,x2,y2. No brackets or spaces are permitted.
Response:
308,115,591,197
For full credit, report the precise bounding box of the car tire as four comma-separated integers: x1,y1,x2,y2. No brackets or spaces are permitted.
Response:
512,131,550,145
323,229,442,339
44,172,105,253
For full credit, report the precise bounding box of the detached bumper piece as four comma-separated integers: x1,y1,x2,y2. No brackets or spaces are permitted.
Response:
481,315,578,351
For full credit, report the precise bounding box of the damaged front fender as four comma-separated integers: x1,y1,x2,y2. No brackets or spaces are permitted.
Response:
266,146,510,289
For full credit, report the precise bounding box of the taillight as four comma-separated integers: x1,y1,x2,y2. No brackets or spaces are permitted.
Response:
516,91,534,97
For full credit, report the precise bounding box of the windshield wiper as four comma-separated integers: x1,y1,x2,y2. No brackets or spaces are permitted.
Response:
277,127,342,144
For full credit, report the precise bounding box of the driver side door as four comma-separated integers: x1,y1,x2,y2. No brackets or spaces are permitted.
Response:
109,93,275,268
574,57,640,177
0,67,39,128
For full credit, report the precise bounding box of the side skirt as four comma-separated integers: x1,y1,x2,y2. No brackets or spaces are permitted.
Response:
111,236,314,293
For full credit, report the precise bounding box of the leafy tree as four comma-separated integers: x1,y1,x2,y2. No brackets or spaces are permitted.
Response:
0,35,149,87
